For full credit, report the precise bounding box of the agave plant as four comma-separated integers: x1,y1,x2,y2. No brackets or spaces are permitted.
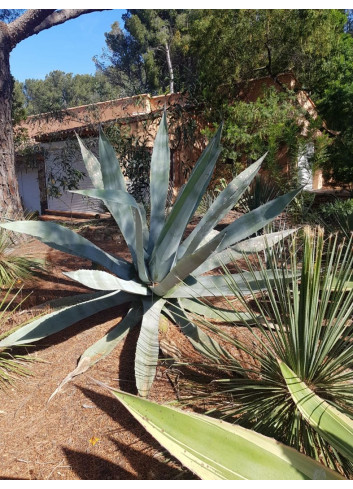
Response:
0,112,299,397
101,385,344,480
318,198,353,238
181,228,353,475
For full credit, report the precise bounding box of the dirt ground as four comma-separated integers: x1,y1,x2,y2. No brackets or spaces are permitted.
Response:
0,213,245,481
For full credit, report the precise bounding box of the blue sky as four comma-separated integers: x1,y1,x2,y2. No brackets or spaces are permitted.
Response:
10,9,125,82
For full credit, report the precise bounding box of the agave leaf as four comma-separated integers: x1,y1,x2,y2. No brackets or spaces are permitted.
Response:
279,360,353,463
64,269,149,295
148,111,170,253
179,298,258,324
49,302,142,400
192,249,243,277
151,232,223,297
97,129,139,264
0,290,131,348
35,291,109,311
107,389,343,480
330,277,353,291
205,188,301,257
72,182,138,266
135,298,166,397
165,301,231,361
138,202,149,250
149,125,222,282
194,228,297,276
78,301,142,366
194,229,220,249
178,153,266,258
76,134,103,188
78,132,136,262
132,205,150,283
233,229,297,253
98,128,127,192
73,189,149,282
166,270,279,299
0,221,133,280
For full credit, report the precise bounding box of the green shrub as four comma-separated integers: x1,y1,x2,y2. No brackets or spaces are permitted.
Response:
318,198,353,236
180,228,353,475
0,112,299,397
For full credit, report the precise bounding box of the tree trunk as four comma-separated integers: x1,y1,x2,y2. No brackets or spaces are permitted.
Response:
165,42,174,94
0,26,23,219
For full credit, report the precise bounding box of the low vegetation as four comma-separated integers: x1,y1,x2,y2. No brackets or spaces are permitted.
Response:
0,286,37,387
176,228,353,476
0,226,44,288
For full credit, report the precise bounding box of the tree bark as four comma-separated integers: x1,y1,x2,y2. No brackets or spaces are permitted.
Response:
0,23,23,219
0,9,109,219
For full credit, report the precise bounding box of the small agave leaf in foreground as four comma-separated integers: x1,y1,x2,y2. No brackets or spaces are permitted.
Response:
0,221,133,280
193,228,297,276
178,153,267,258
73,189,149,283
179,298,258,324
279,360,353,464
148,110,170,253
105,388,343,480
49,303,142,401
76,133,103,189
166,270,279,299
149,125,222,282
0,290,131,348
135,298,166,397
64,269,149,295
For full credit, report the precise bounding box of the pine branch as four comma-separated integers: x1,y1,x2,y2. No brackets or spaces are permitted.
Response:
32,9,109,35
7,9,109,49
7,9,55,47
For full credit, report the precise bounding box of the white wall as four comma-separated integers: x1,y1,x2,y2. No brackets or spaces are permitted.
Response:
17,166,41,213
43,140,104,214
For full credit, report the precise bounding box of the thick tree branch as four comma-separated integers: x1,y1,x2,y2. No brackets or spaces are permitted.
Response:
32,9,108,35
7,10,55,48
7,9,109,50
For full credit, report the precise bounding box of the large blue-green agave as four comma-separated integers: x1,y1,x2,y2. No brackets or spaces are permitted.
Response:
0,112,298,396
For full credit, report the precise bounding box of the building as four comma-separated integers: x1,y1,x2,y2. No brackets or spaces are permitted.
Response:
14,73,324,216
